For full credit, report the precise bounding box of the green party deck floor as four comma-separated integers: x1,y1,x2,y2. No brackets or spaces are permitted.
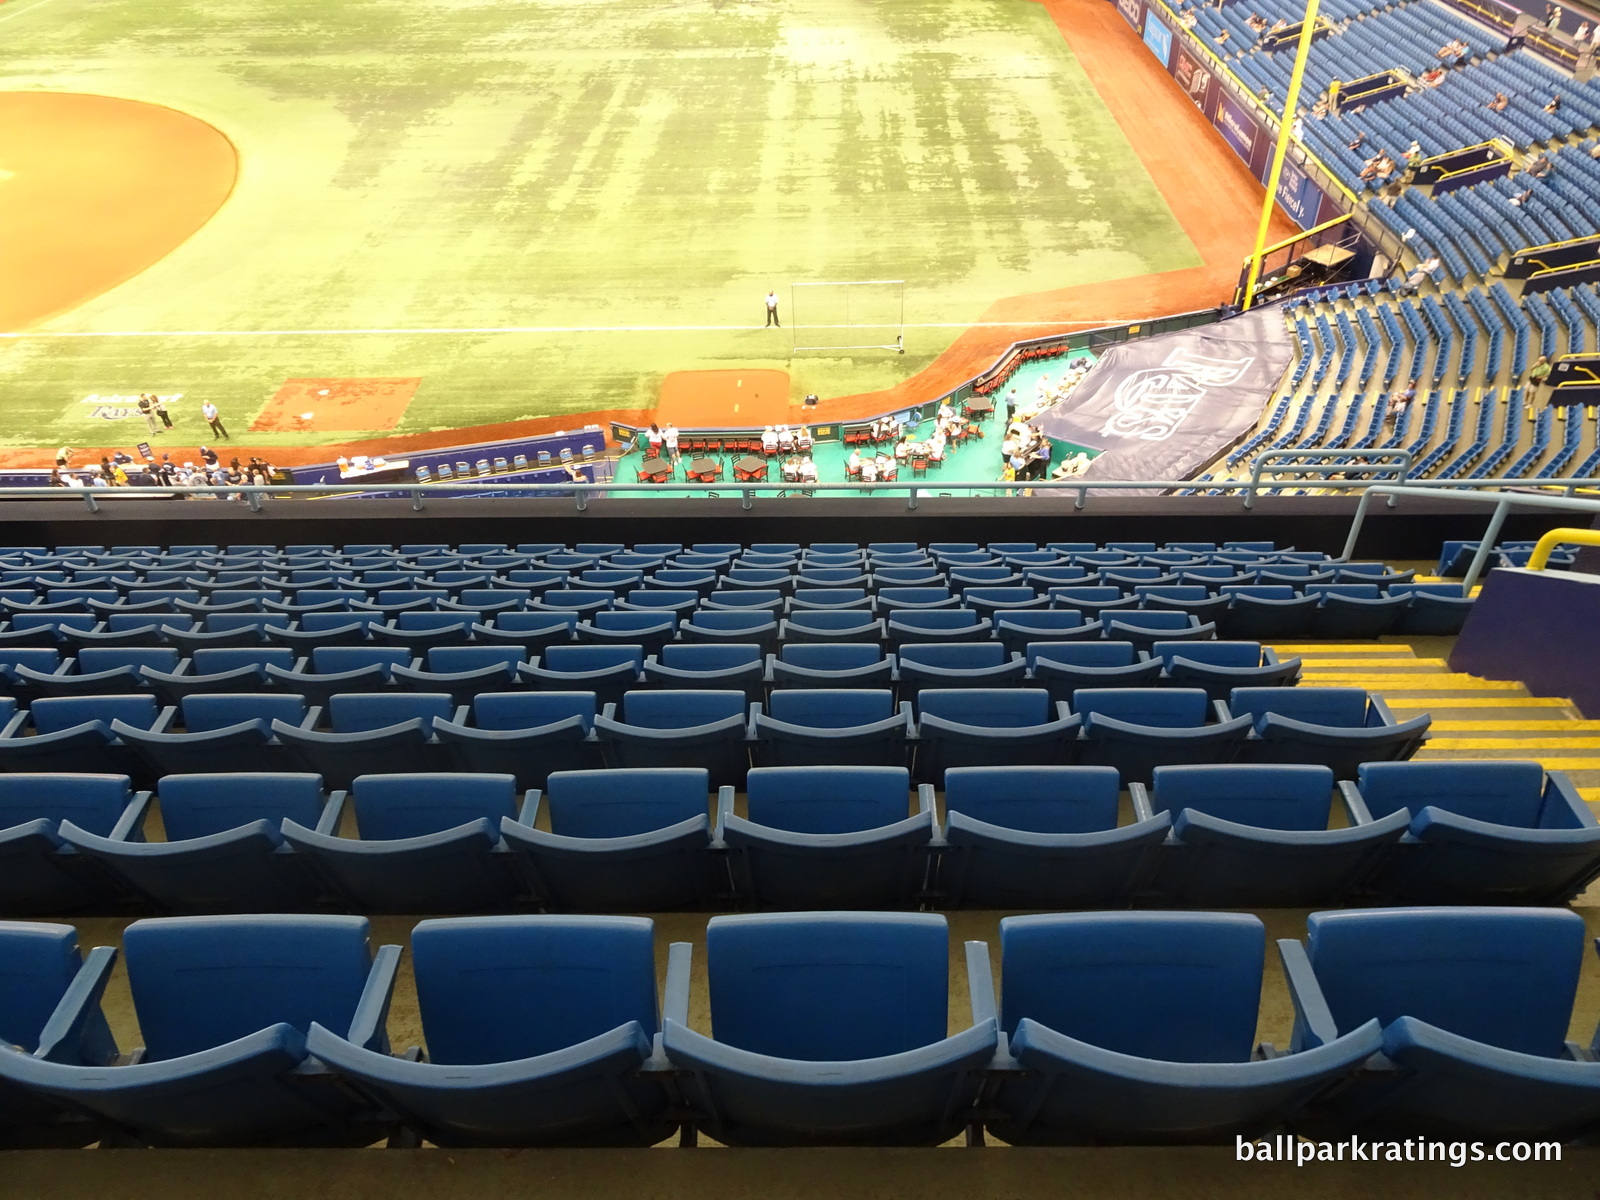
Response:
0,0,1197,451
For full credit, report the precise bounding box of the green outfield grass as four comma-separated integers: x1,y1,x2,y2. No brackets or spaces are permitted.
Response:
0,0,1197,450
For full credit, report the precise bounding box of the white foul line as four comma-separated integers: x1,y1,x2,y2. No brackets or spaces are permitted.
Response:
0,0,64,26
0,320,1156,339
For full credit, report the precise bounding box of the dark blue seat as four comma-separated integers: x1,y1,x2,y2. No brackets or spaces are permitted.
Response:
993,610,1097,655
981,913,1381,1144
1280,907,1600,1140
281,772,519,912
263,646,414,706
501,767,723,911
468,611,577,653
1306,584,1410,639
1100,611,1214,651
885,609,989,648
913,688,1079,781
1138,764,1408,906
681,610,780,651
1072,689,1250,784
0,915,398,1145
961,587,1046,616
1048,586,1137,614
305,915,676,1146
643,643,765,700
778,610,885,646
16,647,181,698
0,773,144,914
752,689,911,767
1027,641,1161,702
1353,761,1600,904
59,772,333,913
1227,687,1430,778
1391,582,1474,635
895,642,1025,699
1217,586,1317,640
594,690,750,786
661,912,997,1145
1136,586,1230,621
703,586,786,608
875,586,955,610
391,645,524,704
141,646,300,708
617,588,701,615
765,643,895,690
721,765,935,909
433,691,604,788
1151,640,1301,700
0,695,173,784
787,588,873,612
518,644,644,708
939,766,1167,908
575,611,677,655
273,692,457,788
115,692,313,777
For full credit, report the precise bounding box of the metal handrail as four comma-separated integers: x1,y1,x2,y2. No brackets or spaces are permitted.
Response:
1528,528,1600,571
1244,449,1413,508
1343,485,1600,589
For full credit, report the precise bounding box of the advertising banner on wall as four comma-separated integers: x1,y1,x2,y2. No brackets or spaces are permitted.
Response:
1030,307,1296,488
1274,160,1324,229
1213,92,1260,164
1172,47,1214,109
1117,0,1145,29
1142,11,1175,66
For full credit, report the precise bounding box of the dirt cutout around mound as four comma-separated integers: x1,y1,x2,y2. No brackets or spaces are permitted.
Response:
251,378,421,433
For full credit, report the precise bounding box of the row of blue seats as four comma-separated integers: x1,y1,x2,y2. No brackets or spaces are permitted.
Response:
0,685,1429,791
2,905,1597,1146
6,758,1591,916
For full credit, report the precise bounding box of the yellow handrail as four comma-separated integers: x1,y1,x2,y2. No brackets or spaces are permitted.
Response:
1513,232,1600,257
1527,528,1600,570
1238,212,1353,268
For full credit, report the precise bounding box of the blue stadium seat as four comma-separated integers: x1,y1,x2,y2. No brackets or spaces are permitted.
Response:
273,692,456,788
433,691,604,788
751,689,911,767
0,774,144,914
720,766,936,909
894,642,1026,698
1073,689,1251,783
885,608,990,648
993,610,1097,655
643,643,765,700
913,689,1079,781
875,586,956,610
15,647,180,698
661,913,997,1144
281,772,519,912
939,766,1168,908
1151,640,1301,700
263,645,413,707
777,610,885,646
980,913,1381,1144
1391,582,1475,635
0,915,397,1145
1026,641,1162,702
0,695,172,784
1100,611,1215,651
1227,687,1430,778
594,690,750,785
1306,584,1410,639
468,611,578,653
517,644,644,708
391,645,523,704
574,611,677,655
1217,586,1318,640
305,915,676,1146
765,643,895,690
681,609,780,651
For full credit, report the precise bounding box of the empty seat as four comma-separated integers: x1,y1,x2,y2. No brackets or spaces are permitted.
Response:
575,610,677,655
281,773,519,912
940,766,1168,908
885,609,988,648
273,693,456,788
1306,584,1409,639
1151,640,1301,700
1227,687,1430,778
778,610,885,646
661,912,997,1145
751,689,911,767
721,766,936,909
469,611,577,653
594,690,750,786
1026,641,1161,702
263,646,413,707
391,645,524,704
16,647,180,698
681,610,779,651
980,913,1381,1144
114,692,312,777
895,642,1025,698
433,692,604,788
1073,689,1251,784
1392,582,1473,636
518,645,643,708
993,610,1096,655
765,642,894,690
1100,610,1214,651
913,689,1078,781
643,643,765,700
0,774,142,914
1217,586,1317,640
0,695,171,784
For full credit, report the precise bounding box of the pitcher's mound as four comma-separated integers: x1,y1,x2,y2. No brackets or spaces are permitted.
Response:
251,377,421,433
657,369,790,427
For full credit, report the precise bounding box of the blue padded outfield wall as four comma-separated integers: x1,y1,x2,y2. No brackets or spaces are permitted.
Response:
1450,567,1600,717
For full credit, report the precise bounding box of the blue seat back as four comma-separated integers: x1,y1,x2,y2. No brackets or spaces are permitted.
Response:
425,646,525,673
158,773,326,840
618,689,746,728
328,692,454,733
31,694,160,734
592,611,675,632
766,689,893,728
497,611,578,632
778,643,882,670
190,648,297,674
311,646,412,675
1052,587,1121,603
793,588,868,605
0,773,132,837
545,767,709,837
1304,908,1586,1057
351,772,517,839
658,644,762,669
122,915,373,1061
891,609,980,630
898,643,1006,669
785,610,874,631
77,647,181,674
876,588,951,605
472,691,595,731
411,915,658,1064
1356,761,1548,825
918,689,1050,728
709,589,783,607
397,611,474,631
0,648,62,673
1229,687,1368,727
745,766,911,834
963,587,1035,605
1103,610,1193,632
1026,641,1133,668
690,611,774,632
1000,611,1083,630
1136,586,1209,602
1000,912,1264,1062
705,912,949,1060
1222,586,1297,600
1150,764,1334,831
1073,688,1209,728
542,644,644,671
182,693,308,731
944,766,1120,833
1151,641,1262,668
625,590,698,609
0,922,87,1054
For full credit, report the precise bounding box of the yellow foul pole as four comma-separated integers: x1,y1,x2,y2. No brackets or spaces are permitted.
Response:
1241,0,1323,310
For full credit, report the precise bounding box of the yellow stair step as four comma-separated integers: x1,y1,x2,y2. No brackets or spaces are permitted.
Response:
1296,658,1450,668
1301,674,1525,688
1386,697,1573,709
1270,644,1413,654
1430,720,1600,732
1425,737,1600,750
1421,757,1600,771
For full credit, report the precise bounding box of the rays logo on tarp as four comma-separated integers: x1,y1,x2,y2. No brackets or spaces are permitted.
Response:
1100,349,1256,442
79,393,182,421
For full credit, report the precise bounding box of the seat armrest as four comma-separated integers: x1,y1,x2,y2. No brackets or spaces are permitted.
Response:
292,656,310,673
450,704,471,725
408,657,423,670
1211,699,1233,724
1337,780,1378,827
1128,782,1156,823
1367,695,1399,727
714,785,735,838
34,946,119,1065
314,791,348,836
0,709,28,738
664,942,693,1027
915,783,936,817
964,940,997,1027
516,789,543,827
601,702,618,721
346,944,403,1053
108,791,155,843
745,702,763,739
1277,938,1339,1050
151,706,179,734
1262,647,1280,665
1542,771,1594,829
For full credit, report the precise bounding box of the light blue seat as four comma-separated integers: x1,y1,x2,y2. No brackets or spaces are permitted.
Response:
468,611,577,653
681,610,780,651
913,689,1079,782
141,647,299,709
661,912,997,1145
1074,689,1250,784
1353,761,1600,904
1138,764,1408,906
391,645,525,704
1048,586,1136,614
1281,907,1600,1140
939,766,1167,908
1100,610,1214,651
765,642,894,690
305,915,676,1146
115,692,313,777
643,643,765,700
1152,640,1301,700
993,610,1097,655
961,587,1046,616
273,692,456,788
751,689,911,767
0,915,397,1145
0,774,144,914
1228,687,1430,778
0,695,173,785
501,767,723,911
575,610,677,655
16,647,180,698
1217,586,1317,640
885,608,989,648
281,773,519,912
433,691,603,788
58,773,333,913
875,586,955,610
518,644,643,708
721,766,936,909
981,913,1382,1144
1027,641,1161,702
594,690,750,786
1306,584,1410,639
778,610,886,646
263,645,414,706
895,642,1025,699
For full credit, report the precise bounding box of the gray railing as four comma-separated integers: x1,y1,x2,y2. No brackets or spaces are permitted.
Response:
1343,484,1600,589
1244,449,1414,508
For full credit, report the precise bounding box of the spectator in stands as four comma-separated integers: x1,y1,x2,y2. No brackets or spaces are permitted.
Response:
644,423,664,457
1418,67,1447,87
201,400,229,439
877,453,897,481
1245,11,1267,31
1387,384,1416,423
1399,256,1440,293
662,422,680,460
1213,27,1230,44
1544,94,1562,114
859,456,877,484
1544,3,1562,32
1291,116,1306,140
777,425,795,452
796,426,813,452
1487,91,1509,112
1435,38,1467,60
846,447,862,475
1508,186,1534,207
1347,130,1367,152
761,425,778,452
1526,151,1554,177
1575,20,1590,42
1359,152,1385,181
1591,142,1600,159
1528,355,1553,395
1179,8,1197,28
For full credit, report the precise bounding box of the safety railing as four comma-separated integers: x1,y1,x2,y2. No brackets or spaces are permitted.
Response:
1244,449,1413,507
1343,485,1600,590
1528,528,1600,571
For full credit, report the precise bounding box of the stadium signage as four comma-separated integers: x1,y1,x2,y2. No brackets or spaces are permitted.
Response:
78,393,183,421
1117,0,1143,29
1141,12,1175,66
1214,95,1259,162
